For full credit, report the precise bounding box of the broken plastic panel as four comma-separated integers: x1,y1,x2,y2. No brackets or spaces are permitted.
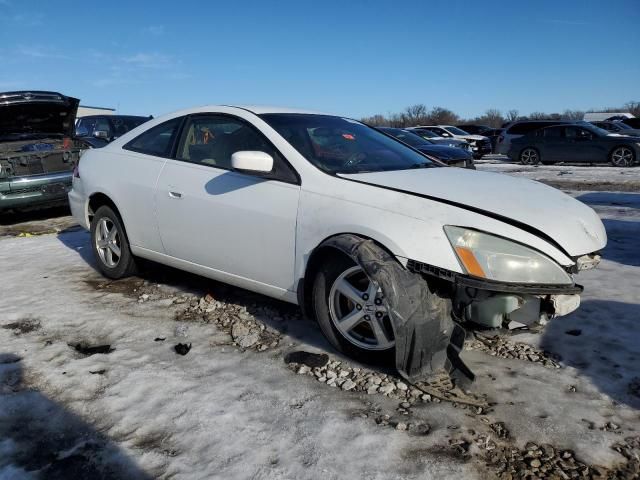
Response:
321,235,474,388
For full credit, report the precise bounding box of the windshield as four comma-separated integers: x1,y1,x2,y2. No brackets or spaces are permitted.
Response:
260,114,436,174
379,128,432,147
446,126,470,135
411,128,438,139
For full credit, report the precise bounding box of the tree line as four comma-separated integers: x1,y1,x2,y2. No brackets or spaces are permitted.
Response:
360,101,640,129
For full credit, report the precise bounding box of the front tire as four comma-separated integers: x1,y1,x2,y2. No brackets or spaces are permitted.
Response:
312,254,394,363
90,205,137,279
519,147,540,165
610,146,635,167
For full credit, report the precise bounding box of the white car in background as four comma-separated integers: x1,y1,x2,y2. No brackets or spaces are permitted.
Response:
69,105,606,382
416,125,492,158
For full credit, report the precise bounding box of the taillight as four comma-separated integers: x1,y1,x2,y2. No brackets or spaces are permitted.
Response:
63,137,72,149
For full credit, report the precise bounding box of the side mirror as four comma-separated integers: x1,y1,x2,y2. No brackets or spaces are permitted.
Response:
93,130,110,140
231,150,273,174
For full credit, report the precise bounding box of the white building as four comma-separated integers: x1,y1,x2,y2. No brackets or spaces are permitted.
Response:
76,105,115,117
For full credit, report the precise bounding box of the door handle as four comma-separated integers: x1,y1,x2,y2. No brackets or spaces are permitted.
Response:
168,190,183,199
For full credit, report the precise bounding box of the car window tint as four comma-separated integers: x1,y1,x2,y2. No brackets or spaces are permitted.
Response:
544,127,562,138
124,117,182,157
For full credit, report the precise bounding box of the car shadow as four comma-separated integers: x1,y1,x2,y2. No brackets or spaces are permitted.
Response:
540,299,640,409
0,205,70,225
204,171,266,196
601,218,640,267
0,355,153,479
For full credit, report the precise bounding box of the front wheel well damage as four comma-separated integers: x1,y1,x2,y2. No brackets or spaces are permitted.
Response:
300,234,397,320
301,233,474,387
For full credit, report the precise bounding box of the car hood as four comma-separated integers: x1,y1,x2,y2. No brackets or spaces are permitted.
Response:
415,144,469,159
340,168,606,257
0,91,80,140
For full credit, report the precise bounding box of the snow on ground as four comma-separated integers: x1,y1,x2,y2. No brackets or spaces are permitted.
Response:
477,155,640,191
0,182,639,479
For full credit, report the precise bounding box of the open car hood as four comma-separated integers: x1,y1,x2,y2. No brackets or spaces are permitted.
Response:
0,91,80,140
340,168,606,257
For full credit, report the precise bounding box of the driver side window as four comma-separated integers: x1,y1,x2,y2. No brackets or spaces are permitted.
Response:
175,114,299,183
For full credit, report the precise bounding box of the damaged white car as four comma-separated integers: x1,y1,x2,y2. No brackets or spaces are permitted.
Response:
69,106,606,385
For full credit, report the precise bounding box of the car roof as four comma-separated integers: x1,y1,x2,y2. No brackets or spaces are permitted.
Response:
222,105,329,115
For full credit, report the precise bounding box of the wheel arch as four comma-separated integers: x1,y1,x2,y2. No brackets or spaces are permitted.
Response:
87,192,131,242
298,232,400,319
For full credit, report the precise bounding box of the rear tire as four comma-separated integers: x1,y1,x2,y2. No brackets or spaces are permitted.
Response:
610,146,635,167
90,205,137,279
519,148,540,165
312,254,394,364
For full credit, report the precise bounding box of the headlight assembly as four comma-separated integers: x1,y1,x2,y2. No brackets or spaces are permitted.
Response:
444,226,573,285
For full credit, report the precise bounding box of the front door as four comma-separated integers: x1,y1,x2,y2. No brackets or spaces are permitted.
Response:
155,114,301,292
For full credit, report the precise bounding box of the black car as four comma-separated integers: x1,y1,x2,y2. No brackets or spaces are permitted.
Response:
508,123,639,167
378,127,475,169
75,114,151,147
591,120,640,137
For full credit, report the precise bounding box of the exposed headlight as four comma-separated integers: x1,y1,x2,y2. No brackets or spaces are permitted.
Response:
444,226,573,285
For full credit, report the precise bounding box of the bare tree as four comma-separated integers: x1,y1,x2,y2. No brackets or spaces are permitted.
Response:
625,101,640,117
427,107,459,125
506,109,519,123
402,104,429,126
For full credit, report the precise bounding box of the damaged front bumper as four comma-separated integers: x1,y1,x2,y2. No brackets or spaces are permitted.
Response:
406,259,586,329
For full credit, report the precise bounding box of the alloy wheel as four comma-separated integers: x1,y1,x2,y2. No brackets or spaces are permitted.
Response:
328,266,395,351
520,148,538,165
611,147,634,167
95,217,122,268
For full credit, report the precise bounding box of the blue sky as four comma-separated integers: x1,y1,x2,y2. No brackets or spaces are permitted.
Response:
0,0,638,119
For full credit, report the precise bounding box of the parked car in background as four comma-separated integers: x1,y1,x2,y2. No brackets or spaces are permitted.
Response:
377,127,475,169
70,105,605,380
621,117,640,129
75,115,152,147
405,127,471,151
591,121,640,137
0,91,86,213
455,124,491,135
496,120,571,155
416,125,491,159
508,123,639,167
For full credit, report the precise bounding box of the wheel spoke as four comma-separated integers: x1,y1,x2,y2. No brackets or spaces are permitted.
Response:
366,280,379,301
335,278,365,304
100,220,109,239
339,309,365,332
105,247,114,266
370,317,392,348
109,242,121,257
108,226,118,242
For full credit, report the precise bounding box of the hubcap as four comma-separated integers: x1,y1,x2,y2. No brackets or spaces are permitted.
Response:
612,147,633,166
328,266,395,351
95,218,121,268
521,149,538,165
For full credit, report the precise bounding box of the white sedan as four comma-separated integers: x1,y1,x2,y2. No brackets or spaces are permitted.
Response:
69,105,606,382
